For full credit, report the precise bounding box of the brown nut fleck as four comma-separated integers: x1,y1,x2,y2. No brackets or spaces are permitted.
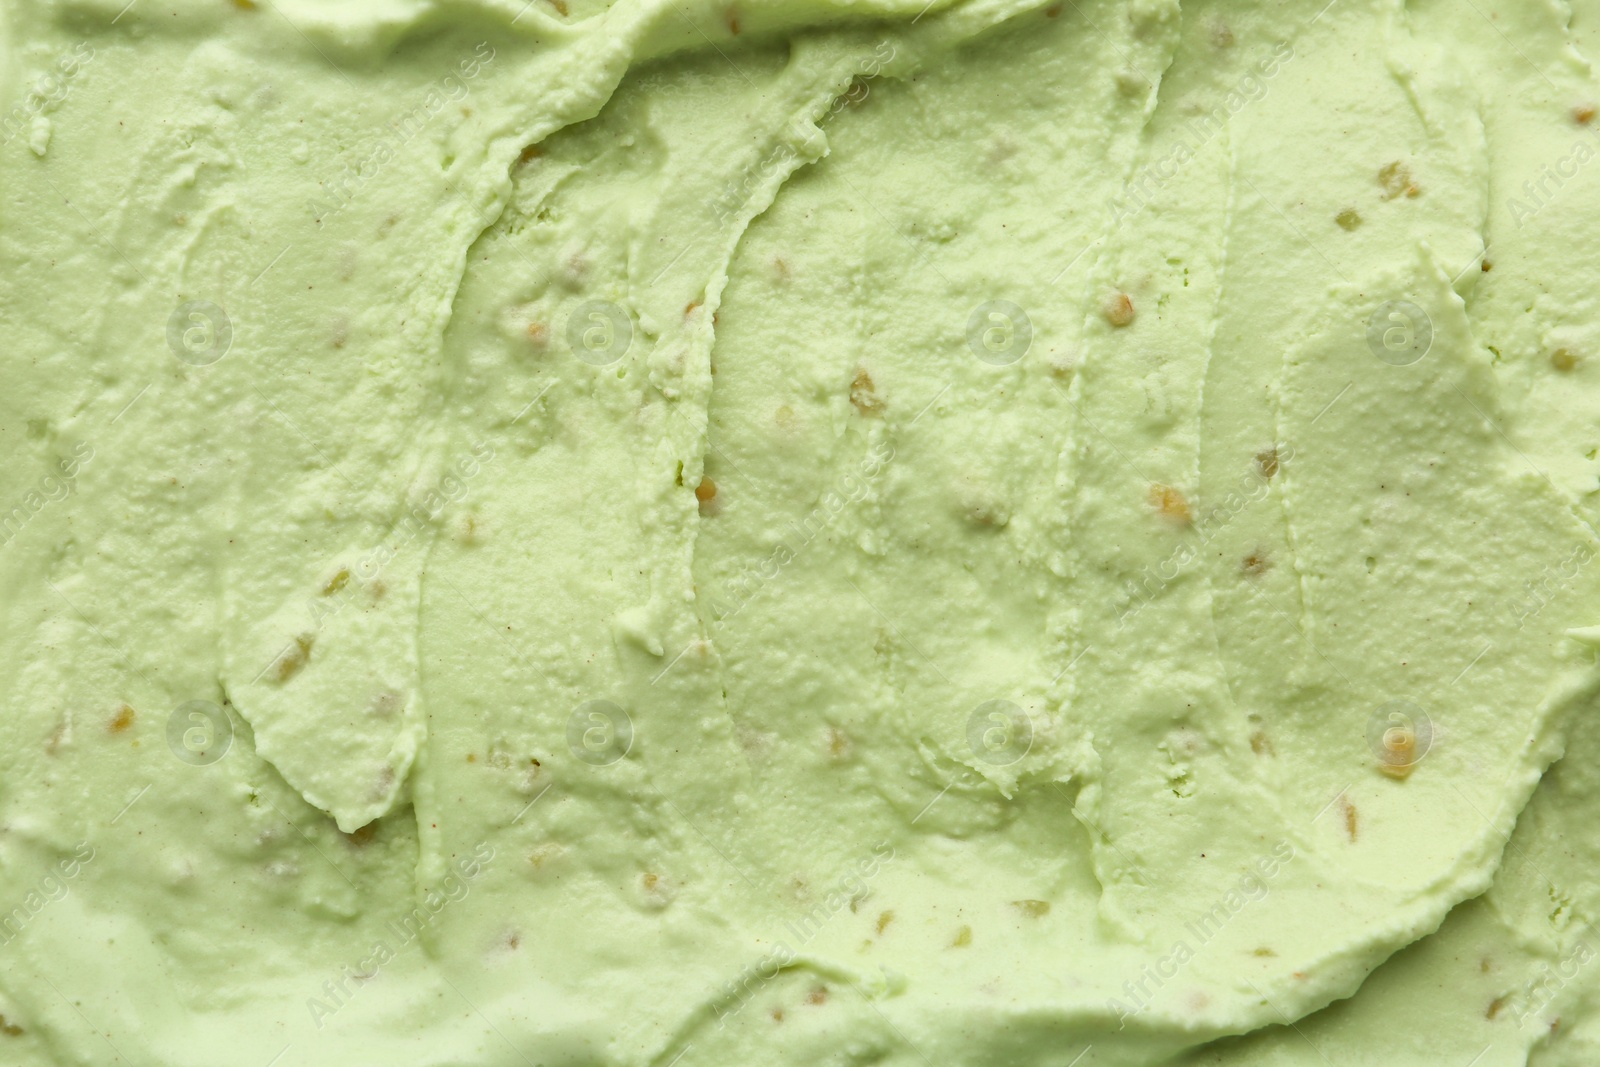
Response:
1148,483,1191,524
850,369,884,415
273,635,315,683
1102,291,1135,327
1378,161,1421,200
109,704,136,733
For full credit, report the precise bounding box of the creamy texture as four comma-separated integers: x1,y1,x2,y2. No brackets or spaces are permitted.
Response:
3,0,1600,1063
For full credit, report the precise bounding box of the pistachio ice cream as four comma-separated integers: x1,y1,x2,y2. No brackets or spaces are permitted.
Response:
2,0,1600,1063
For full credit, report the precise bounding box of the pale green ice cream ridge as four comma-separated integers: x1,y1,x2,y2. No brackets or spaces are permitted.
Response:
3,0,1600,1063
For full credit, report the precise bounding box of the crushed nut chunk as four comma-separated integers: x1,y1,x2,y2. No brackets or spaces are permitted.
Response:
1102,291,1135,327
1552,348,1581,372
695,477,717,504
850,369,884,415
274,634,315,682
109,704,135,733
1378,161,1421,199
1148,483,1191,524
1012,899,1051,918
1335,208,1362,230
